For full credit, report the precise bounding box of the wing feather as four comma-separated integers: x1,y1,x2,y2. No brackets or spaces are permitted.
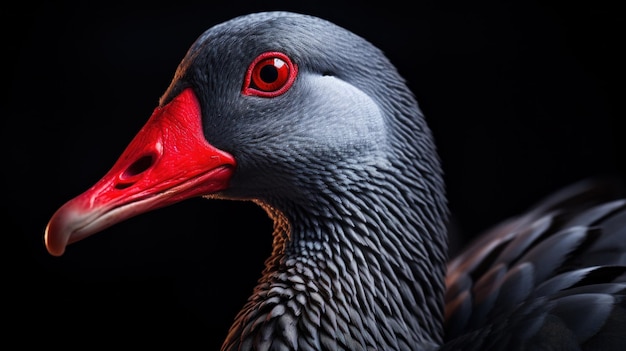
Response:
443,178,626,350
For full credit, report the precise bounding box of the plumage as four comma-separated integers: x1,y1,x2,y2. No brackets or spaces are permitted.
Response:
44,11,626,350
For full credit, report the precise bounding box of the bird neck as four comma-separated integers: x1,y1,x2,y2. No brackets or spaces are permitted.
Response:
222,171,448,350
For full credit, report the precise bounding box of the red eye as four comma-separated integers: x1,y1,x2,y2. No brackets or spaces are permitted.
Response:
242,51,297,97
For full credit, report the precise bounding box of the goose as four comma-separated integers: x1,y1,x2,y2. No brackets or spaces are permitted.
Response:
45,11,626,350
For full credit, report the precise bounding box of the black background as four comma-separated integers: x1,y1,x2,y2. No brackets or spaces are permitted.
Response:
4,1,624,348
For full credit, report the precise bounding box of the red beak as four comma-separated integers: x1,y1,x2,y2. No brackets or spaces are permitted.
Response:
45,88,236,256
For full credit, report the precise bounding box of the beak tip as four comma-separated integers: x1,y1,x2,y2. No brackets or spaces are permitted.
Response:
44,223,66,257
44,204,76,257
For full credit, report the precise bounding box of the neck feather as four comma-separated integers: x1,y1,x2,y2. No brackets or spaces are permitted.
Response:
222,162,448,350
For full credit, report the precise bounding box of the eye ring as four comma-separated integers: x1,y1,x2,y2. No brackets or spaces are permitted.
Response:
242,51,297,97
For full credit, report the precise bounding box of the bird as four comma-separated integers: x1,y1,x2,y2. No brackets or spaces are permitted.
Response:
44,11,626,351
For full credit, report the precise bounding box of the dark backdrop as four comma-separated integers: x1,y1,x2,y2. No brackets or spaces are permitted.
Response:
4,1,623,348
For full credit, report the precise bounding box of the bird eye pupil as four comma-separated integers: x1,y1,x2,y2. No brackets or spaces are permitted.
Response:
260,64,278,83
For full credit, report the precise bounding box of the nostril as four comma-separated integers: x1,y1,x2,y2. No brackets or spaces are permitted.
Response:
115,154,156,189
123,155,154,179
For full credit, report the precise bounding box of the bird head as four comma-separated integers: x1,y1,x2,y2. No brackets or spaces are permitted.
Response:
45,11,444,256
